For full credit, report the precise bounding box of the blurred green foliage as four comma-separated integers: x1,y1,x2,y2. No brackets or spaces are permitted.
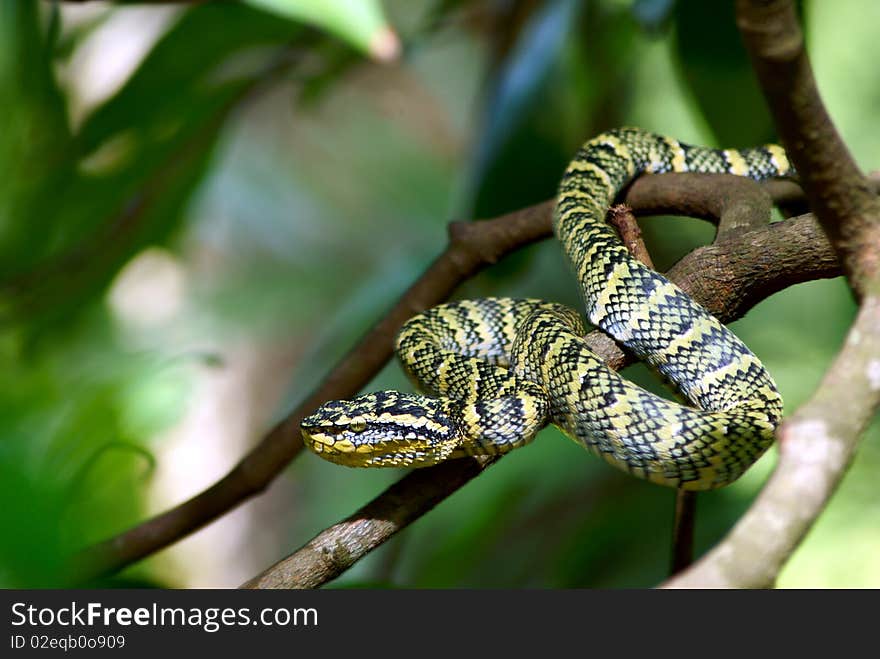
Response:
245,0,395,58
0,0,877,589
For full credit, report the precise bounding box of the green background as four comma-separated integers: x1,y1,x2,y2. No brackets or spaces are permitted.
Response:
1,0,877,588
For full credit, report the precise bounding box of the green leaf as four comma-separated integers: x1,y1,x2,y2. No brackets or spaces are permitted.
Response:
0,3,299,331
245,0,399,61
0,1,73,279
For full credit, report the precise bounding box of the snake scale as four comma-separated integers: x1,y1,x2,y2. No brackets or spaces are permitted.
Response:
302,128,794,490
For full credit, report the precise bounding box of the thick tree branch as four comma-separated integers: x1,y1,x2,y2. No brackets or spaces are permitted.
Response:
736,0,880,297
622,173,774,239
242,206,840,589
663,0,880,588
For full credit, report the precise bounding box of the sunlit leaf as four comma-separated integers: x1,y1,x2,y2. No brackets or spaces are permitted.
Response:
245,0,399,61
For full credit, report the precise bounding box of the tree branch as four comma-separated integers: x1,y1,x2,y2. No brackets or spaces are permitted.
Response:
73,172,835,586
736,0,880,297
663,0,880,588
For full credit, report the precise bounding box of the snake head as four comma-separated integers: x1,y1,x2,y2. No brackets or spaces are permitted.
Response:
301,391,460,467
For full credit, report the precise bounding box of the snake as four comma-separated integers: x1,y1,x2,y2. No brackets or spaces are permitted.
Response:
301,128,794,490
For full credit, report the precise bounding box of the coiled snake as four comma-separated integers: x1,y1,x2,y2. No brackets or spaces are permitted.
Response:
302,128,794,490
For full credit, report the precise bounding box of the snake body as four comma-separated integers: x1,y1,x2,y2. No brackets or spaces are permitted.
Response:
302,128,794,490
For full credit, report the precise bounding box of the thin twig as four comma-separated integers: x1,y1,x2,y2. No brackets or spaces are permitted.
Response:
608,205,655,268
669,491,697,575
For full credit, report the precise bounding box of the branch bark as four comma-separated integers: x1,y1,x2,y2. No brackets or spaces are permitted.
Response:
663,0,880,588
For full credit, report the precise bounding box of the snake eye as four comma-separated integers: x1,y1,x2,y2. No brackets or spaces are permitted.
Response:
349,420,367,433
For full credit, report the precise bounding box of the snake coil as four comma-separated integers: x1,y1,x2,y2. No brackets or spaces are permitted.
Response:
302,128,793,490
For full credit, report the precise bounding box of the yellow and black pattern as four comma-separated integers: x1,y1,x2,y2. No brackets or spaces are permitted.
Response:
302,128,794,489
